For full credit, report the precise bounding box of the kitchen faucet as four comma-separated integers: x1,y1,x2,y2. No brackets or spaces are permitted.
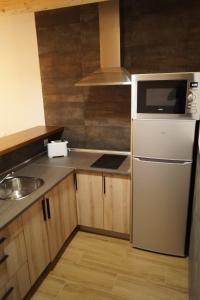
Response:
0,172,14,184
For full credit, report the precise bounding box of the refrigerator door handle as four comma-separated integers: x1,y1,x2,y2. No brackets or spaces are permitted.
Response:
134,157,191,165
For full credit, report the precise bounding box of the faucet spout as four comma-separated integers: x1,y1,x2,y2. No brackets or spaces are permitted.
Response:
0,172,14,184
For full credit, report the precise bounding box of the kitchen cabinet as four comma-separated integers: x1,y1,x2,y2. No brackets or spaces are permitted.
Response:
22,174,77,284
45,186,65,261
103,174,130,234
76,171,103,229
76,171,130,234
0,216,31,299
22,198,50,285
45,174,77,260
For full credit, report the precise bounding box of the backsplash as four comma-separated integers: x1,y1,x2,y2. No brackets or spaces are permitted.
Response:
35,4,131,151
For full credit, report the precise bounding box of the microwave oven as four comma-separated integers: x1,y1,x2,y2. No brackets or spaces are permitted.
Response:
131,72,200,120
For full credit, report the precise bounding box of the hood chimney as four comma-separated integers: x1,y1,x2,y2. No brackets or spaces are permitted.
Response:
76,0,131,86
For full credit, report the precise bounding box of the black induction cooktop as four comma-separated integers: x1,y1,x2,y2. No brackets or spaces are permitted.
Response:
91,154,127,170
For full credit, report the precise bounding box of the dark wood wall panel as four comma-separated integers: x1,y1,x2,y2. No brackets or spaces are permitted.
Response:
60,84,131,150
35,4,131,151
36,0,200,152
121,0,200,73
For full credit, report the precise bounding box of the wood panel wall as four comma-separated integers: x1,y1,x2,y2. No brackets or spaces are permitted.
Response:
36,0,200,151
35,4,131,151
121,0,200,73
189,151,200,300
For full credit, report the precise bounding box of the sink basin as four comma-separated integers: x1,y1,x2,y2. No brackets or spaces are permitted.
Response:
0,176,44,200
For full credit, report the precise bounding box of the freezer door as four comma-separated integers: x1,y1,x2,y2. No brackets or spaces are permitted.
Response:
132,157,192,256
132,119,196,160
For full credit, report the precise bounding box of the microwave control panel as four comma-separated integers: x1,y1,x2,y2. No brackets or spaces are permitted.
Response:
186,81,200,118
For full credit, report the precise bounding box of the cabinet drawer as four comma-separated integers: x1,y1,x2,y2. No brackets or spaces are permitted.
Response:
0,262,30,300
0,275,20,300
5,231,27,276
0,231,27,284
0,219,27,290
0,217,23,248
0,252,8,289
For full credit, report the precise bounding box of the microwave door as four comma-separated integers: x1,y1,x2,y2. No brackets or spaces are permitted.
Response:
132,157,192,256
137,80,187,114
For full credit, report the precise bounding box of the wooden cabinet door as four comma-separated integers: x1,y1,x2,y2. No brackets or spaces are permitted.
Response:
103,174,130,234
22,198,50,285
45,174,77,261
45,185,64,261
61,174,77,239
76,171,103,229
16,262,31,299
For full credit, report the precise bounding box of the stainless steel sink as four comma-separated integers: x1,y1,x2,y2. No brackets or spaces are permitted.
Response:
0,176,44,200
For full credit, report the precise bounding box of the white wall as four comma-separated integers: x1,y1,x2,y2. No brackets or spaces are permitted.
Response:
0,13,45,137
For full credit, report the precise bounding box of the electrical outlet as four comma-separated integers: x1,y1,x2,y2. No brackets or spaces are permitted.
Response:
44,138,48,147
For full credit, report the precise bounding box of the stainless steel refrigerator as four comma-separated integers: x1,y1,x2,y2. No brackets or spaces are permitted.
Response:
132,119,196,256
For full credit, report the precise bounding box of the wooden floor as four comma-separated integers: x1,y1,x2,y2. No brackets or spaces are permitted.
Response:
31,232,188,300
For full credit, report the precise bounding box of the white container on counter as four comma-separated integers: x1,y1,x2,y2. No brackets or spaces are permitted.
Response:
47,140,68,158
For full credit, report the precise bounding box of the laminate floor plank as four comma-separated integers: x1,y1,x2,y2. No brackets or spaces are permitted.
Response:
31,231,188,300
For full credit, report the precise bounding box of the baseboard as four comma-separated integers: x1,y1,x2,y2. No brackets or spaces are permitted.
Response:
78,225,130,240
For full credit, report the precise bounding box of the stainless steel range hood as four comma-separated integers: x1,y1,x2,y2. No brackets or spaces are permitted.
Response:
76,0,131,86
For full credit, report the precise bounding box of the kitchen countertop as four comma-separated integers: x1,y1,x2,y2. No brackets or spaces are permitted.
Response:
0,150,130,230
34,150,131,176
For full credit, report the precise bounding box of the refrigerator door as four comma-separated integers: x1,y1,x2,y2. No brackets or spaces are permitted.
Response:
132,157,192,256
132,119,196,161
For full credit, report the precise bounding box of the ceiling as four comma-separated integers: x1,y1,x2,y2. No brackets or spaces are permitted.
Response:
0,0,109,15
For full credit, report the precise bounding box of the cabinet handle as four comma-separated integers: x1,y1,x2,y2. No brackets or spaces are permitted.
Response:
42,199,47,221
74,173,78,190
103,176,106,194
0,237,6,245
0,287,14,300
46,198,51,219
0,254,8,265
